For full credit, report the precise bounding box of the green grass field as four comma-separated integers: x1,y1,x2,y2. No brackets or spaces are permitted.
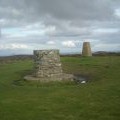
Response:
0,56,120,120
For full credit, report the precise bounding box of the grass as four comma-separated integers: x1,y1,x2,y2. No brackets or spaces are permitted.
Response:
0,56,120,120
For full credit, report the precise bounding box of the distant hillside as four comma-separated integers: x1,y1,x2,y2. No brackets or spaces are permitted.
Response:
0,55,33,63
93,51,120,56
0,52,120,64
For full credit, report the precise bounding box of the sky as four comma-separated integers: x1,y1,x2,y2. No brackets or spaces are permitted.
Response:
0,0,120,56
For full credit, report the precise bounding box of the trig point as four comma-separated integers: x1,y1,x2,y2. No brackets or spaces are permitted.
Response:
82,42,92,56
24,49,73,82
33,49,63,78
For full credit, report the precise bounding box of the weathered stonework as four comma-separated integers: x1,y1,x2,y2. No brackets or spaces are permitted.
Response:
82,42,92,56
24,49,73,82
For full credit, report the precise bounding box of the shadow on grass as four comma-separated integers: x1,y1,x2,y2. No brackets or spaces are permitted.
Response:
12,69,33,86
73,74,91,83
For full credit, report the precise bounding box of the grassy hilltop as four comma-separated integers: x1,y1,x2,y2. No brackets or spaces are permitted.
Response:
0,56,120,120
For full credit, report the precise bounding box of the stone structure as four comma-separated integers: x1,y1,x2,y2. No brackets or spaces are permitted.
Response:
33,50,63,78
82,42,92,56
24,49,73,82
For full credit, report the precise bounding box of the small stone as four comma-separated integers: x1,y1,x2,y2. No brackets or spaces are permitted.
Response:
81,81,86,84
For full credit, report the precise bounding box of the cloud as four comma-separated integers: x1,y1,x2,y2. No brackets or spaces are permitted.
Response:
114,8,120,18
46,41,56,45
93,43,120,51
0,43,29,50
0,0,120,55
92,28,119,34
62,41,77,48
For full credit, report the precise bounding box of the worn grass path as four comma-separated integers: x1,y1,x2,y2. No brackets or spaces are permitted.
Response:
0,56,120,120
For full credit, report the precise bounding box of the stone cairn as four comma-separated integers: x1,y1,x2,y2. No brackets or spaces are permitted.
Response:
24,49,73,82
82,42,92,56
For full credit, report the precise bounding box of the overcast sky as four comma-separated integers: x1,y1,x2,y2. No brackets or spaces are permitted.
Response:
0,0,120,55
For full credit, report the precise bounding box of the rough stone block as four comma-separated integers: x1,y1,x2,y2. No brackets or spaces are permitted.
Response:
24,49,73,82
